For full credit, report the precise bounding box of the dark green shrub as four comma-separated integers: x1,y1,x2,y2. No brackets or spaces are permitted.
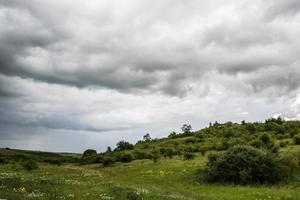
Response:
163,148,175,158
150,150,161,163
183,152,195,160
204,145,285,184
223,128,236,138
255,133,279,153
102,156,115,166
82,149,97,158
117,153,133,163
22,160,39,171
185,138,196,144
279,140,289,147
275,125,286,134
290,127,299,137
281,154,299,176
49,159,62,166
260,133,271,144
294,134,300,145
133,151,149,160
80,155,99,165
199,147,207,155
0,157,7,165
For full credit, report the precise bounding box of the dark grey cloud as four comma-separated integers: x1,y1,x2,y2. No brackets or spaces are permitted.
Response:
265,0,300,19
0,0,299,96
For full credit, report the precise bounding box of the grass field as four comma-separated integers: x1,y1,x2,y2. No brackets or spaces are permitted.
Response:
0,150,299,200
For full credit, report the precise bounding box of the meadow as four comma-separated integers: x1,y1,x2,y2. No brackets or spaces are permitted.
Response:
0,119,300,200
0,148,299,200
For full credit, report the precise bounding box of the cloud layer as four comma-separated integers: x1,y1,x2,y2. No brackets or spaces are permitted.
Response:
0,0,299,152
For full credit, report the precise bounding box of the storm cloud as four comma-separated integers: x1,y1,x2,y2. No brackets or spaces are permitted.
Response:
0,0,299,152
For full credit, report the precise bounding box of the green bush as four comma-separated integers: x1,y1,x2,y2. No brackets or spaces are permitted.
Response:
117,153,133,163
133,151,149,160
162,148,175,158
150,150,161,163
249,139,264,149
251,133,279,153
80,155,99,165
260,133,271,144
185,138,196,144
294,134,300,145
102,156,115,167
22,160,39,171
204,145,285,184
0,157,7,165
82,149,97,158
279,139,291,147
183,152,195,160
281,154,299,176
48,159,62,166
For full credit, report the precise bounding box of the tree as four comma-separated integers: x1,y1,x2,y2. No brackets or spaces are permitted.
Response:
181,124,192,134
213,121,219,126
82,149,97,158
106,146,112,153
143,133,151,142
168,131,177,138
150,150,161,163
115,141,134,151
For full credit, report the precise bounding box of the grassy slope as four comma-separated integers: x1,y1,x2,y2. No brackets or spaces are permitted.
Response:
0,146,299,200
1,120,300,199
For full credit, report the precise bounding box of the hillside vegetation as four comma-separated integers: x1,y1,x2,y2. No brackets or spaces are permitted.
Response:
0,118,300,199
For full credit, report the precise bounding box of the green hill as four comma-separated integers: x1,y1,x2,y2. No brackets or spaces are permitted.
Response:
0,118,300,200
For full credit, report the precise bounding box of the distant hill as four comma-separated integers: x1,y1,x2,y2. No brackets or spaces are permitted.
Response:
0,148,80,163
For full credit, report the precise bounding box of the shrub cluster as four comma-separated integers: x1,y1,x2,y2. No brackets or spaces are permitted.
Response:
204,145,285,184
22,160,39,171
183,152,195,160
116,153,133,163
294,134,300,145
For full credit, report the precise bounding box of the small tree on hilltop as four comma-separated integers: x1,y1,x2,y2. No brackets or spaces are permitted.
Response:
181,124,192,134
106,146,112,153
115,141,134,151
168,131,177,138
82,149,97,158
143,133,151,142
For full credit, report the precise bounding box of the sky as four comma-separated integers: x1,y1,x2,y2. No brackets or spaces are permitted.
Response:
0,0,300,153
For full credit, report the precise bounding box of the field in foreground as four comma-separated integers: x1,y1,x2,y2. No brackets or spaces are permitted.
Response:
0,148,299,200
